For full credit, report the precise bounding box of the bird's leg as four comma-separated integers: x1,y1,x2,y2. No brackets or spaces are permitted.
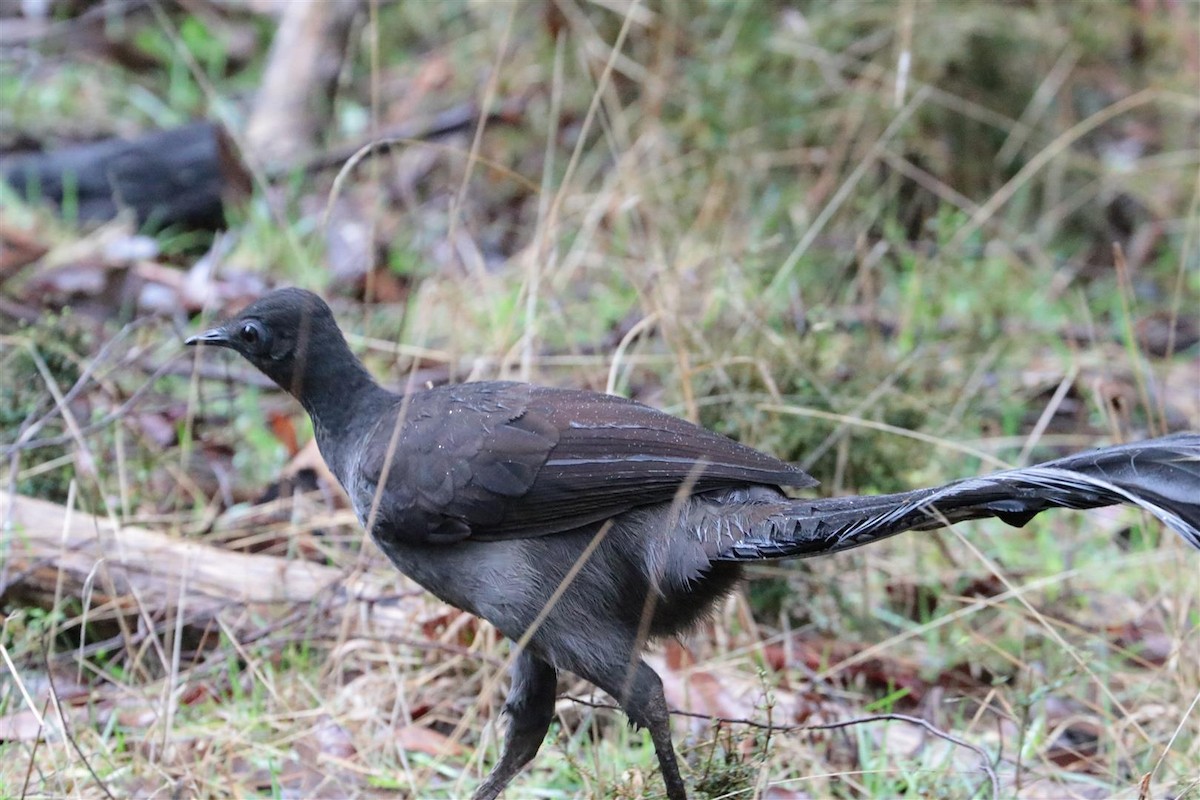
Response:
582,658,688,800
471,649,558,800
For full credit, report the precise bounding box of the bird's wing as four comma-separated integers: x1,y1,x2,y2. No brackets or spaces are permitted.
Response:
355,382,814,543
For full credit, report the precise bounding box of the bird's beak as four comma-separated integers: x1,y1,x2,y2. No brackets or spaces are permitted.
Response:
185,326,232,347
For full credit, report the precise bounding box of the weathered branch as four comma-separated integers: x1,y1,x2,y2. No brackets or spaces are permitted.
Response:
1,494,425,641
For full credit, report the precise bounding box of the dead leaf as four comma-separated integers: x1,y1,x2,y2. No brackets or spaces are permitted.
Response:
311,714,357,760
762,787,814,800
395,723,465,757
0,709,46,742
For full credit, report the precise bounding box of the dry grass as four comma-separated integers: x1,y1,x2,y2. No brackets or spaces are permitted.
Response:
2,1,1199,799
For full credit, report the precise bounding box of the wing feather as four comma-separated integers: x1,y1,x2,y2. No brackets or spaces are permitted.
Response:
355,381,814,543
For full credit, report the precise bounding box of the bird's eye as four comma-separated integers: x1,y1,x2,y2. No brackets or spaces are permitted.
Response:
238,320,270,353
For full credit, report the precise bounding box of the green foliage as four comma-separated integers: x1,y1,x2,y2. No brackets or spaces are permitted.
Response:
862,686,912,713
691,736,758,800
744,574,792,621
230,387,288,489
0,606,67,655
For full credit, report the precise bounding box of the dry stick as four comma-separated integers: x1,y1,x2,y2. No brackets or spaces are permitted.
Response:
1147,185,1200,796
362,0,382,304
564,694,1000,800
314,299,449,700
0,356,179,457
147,352,277,388
943,516,1152,748
522,28,567,384
46,481,77,680
1016,366,1078,467
606,311,660,396
17,697,49,800
1163,173,1200,367
297,99,524,177
0,641,44,733
940,340,1006,438
323,364,427,785
790,714,997,800
351,334,676,373
215,615,283,707
331,381,422,660
1134,175,1198,442
892,0,915,109
76,550,101,687
52,395,180,695
794,346,924,473
879,148,977,212
159,551,189,766
874,149,1056,276
8,317,156,452
759,404,1012,470
777,37,1021,138
110,567,172,687
950,88,1164,251
544,0,640,254
811,546,1174,686
437,6,647,794
447,2,516,285
322,138,540,234
1138,772,1154,800
1112,243,1160,435
26,347,97,479
28,348,163,682
995,44,1079,168
764,85,930,298
40,646,118,800
1148,689,1200,793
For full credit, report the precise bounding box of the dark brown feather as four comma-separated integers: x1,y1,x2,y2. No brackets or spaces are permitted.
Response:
354,382,814,542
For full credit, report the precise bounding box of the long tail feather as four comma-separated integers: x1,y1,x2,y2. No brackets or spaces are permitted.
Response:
716,433,1200,560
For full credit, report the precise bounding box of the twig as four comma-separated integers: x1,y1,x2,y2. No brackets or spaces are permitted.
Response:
42,645,118,800
566,696,1000,800
0,0,151,46
18,697,49,800
799,714,998,800
0,356,179,457
292,97,525,178
141,355,277,388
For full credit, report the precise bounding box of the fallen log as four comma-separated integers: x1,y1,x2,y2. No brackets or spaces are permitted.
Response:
0,493,427,643
0,123,250,230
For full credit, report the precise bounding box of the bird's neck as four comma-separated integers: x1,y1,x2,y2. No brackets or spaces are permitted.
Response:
298,359,382,424
292,346,392,485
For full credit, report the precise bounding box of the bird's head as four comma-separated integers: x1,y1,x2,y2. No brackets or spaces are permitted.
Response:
185,288,340,399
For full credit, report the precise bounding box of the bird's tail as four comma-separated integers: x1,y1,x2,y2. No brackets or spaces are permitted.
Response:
716,433,1200,561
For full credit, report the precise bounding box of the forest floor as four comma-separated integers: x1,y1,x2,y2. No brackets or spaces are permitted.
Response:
2,2,1198,798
